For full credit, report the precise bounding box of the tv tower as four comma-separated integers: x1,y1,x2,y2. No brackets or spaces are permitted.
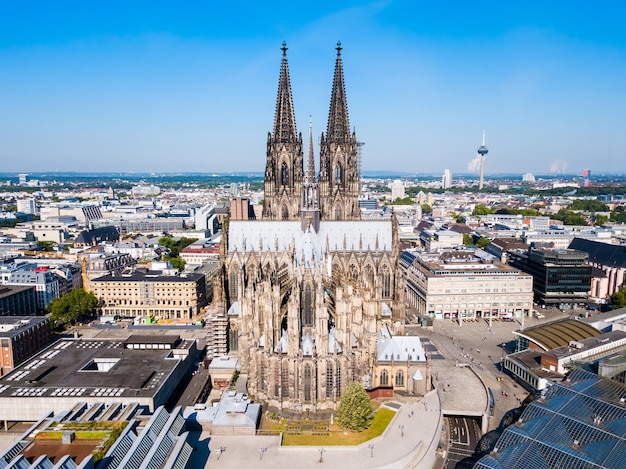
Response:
477,130,489,190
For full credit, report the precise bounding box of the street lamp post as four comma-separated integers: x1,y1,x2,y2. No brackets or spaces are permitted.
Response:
398,424,404,437
367,443,375,458
319,447,326,462
215,446,226,460
258,447,267,460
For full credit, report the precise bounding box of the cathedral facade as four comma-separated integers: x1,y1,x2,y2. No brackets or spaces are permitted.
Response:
221,42,406,413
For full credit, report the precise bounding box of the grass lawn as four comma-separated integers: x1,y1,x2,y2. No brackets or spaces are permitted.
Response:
263,407,396,446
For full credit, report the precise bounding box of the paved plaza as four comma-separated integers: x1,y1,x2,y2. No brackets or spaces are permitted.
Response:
419,308,572,430
190,390,443,469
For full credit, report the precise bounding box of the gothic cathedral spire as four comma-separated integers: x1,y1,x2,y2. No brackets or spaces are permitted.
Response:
263,42,304,220
326,41,350,144
301,117,320,232
273,42,297,143
318,41,360,221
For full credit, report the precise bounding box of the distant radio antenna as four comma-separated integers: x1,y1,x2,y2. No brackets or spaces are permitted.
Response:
477,130,489,190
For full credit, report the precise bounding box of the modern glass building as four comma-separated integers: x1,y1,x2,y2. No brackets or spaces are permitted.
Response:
508,247,592,307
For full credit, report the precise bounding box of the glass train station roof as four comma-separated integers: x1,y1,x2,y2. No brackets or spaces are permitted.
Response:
475,368,626,469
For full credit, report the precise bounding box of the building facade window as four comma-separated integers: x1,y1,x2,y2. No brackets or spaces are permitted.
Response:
382,265,391,298
282,361,290,397
304,364,312,402
302,284,314,326
326,362,333,398
229,269,239,301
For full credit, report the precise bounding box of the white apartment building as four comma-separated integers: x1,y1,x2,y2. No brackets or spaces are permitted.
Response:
16,198,37,215
401,249,533,320
420,229,464,251
39,204,102,224
390,179,405,201
0,264,60,311
442,169,452,189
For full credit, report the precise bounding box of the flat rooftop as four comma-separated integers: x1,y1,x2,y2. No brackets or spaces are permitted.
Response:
0,337,194,400
0,285,34,299
92,270,203,283
0,316,48,336
506,349,564,380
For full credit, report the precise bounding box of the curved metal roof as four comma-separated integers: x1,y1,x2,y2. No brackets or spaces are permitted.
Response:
516,319,601,351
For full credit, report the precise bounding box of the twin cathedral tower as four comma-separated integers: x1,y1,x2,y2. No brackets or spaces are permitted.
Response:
222,42,405,414
262,41,360,226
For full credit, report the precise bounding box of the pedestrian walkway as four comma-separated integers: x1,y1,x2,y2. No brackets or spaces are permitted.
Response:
194,390,443,469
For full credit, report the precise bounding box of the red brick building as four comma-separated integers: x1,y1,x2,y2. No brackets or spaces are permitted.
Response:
0,316,51,377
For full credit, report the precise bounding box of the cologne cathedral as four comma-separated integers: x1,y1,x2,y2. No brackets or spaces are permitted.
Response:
221,42,410,413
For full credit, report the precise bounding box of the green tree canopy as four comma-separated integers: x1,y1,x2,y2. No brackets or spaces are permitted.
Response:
463,233,474,246
165,256,186,271
0,219,18,228
159,235,180,256
476,237,491,249
391,197,415,205
553,209,589,226
594,214,609,226
450,212,464,223
567,199,609,212
158,235,196,271
38,240,56,252
611,287,626,310
47,288,98,328
472,204,492,216
610,207,626,224
421,203,432,214
336,382,374,432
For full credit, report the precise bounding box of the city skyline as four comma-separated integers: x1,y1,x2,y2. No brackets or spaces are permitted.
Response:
1,1,625,175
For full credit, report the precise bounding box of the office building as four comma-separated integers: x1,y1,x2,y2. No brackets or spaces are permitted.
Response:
391,179,406,201
401,249,533,320
91,269,207,320
16,198,37,215
0,316,51,376
0,335,196,421
508,246,592,306
0,285,37,316
442,169,452,189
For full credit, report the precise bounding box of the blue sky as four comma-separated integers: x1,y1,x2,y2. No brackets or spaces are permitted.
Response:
1,1,625,175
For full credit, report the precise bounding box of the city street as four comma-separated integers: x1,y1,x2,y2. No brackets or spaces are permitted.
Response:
444,416,481,469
